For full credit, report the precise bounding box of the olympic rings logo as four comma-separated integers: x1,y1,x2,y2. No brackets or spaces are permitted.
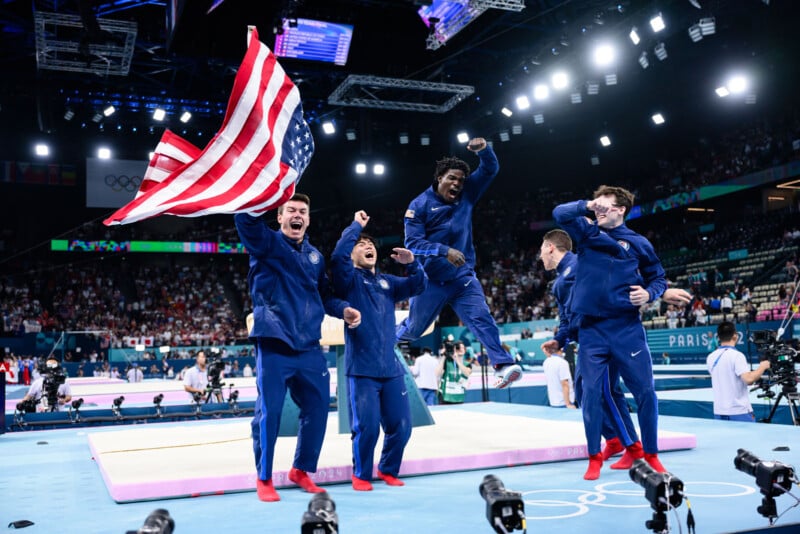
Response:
522,481,756,520
104,174,142,192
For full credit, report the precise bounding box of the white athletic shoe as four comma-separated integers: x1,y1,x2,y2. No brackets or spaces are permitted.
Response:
494,363,522,389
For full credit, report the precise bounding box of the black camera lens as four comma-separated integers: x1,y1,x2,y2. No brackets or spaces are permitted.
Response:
153,394,164,404
734,448,760,477
138,508,174,534
479,474,505,499
71,398,84,410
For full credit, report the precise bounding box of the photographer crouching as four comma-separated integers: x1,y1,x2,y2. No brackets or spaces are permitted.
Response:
18,356,72,413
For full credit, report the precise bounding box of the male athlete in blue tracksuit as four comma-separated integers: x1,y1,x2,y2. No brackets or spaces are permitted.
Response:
396,137,521,388
539,229,641,475
235,194,361,502
553,186,668,478
331,211,427,491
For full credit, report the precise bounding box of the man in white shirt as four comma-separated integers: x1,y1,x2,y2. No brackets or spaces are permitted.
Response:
183,351,209,402
706,321,770,422
410,348,442,405
542,351,575,408
126,363,143,383
20,356,72,412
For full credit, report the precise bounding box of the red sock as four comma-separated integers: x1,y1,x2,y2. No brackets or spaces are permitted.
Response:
644,453,667,473
611,441,644,470
377,470,405,486
256,479,280,502
601,437,624,461
351,475,373,491
583,453,604,480
288,467,325,493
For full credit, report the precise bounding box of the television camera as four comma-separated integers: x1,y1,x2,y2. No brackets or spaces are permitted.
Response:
749,330,799,425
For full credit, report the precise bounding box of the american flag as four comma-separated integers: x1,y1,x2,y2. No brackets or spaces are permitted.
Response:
104,27,314,226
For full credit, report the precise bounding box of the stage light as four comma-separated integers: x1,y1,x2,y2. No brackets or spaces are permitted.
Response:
153,108,166,121
570,92,582,104
587,81,599,95
629,27,640,45
63,108,75,121
103,105,116,117
399,132,409,145
654,43,668,61
179,111,192,123
533,114,544,125
499,130,510,142
629,459,684,533
551,71,568,90
456,132,470,144
34,143,49,157
652,113,665,125
511,124,522,135
600,135,611,147
501,107,513,117
515,95,530,110
300,492,338,534
321,121,335,135
688,24,703,42
745,94,757,105
420,134,430,146
734,449,796,524
98,147,111,159
355,163,367,174
533,84,549,101
593,44,615,67
373,163,385,175
605,74,617,86
728,75,748,94
638,52,649,69
92,112,103,123
345,129,357,141
699,17,715,35
478,475,526,533
716,86,730,97
650,13,665,33
590,155,600,166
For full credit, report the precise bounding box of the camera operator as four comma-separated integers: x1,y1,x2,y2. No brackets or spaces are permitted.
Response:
438,340,473,404
706,321,771,422
183,351,222,402
20,356,71,412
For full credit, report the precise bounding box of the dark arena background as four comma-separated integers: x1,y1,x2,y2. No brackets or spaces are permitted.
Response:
1,1,800,533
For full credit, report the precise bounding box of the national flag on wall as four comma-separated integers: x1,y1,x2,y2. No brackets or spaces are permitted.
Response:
103,27,314,226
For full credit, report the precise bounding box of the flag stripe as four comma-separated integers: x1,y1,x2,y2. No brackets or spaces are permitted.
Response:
103,27,313,226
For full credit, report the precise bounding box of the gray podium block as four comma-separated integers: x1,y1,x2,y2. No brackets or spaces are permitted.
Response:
336,347,435,434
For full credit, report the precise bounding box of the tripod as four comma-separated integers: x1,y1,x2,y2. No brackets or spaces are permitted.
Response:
204,382,225,403
762,381,799,425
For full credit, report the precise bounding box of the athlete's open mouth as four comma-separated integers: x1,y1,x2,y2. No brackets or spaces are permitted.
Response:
290,221,303,230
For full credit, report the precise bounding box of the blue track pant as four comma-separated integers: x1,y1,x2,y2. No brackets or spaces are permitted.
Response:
396,273,514,366
574,357,639,446
251,339,330,481
578,314,659,455
348,375,412,479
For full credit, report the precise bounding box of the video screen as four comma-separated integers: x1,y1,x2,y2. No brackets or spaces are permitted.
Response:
274,17,353,66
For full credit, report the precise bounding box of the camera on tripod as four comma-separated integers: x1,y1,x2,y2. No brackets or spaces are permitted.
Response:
206,357,225,390
749,330,799,425
41,359,67,411
478,474,526,533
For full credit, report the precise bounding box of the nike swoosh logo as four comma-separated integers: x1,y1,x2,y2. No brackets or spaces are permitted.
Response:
464,280,471,287
431,206,443,211
322,371,329,377
401,391,408,396
631,350,642,357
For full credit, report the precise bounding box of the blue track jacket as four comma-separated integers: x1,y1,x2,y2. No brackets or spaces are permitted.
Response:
403,146,499,282
331,221,427,377
234,213,348,351
552,200,667,318
552,251,578,348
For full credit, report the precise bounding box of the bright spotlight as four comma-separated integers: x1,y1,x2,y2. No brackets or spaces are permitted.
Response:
586,81,600,95
399,132,409,145
533,114,544,125
652,113,665,125
456,132,470,144
570,92,582,104
373,164,385,175
638,52,649,69
716,86,730,97
605,74,617,86
511,124,522,135
98,147,112,159
699,17,715,35
34,143,50,157
180,111,192,123
593,44,615,67
654,42,668,61
355,163,367,174
533,84,549,101
345,129,357,141
501,107,513,117
153,108,166,121
322,121,335,135
727,76,748,94
600,135,611,147
103,105,116,117
688,24,703,42
629,27,640,45
499,131,510,142
515,95,530,110
551,72,568,90
650,13,665,33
